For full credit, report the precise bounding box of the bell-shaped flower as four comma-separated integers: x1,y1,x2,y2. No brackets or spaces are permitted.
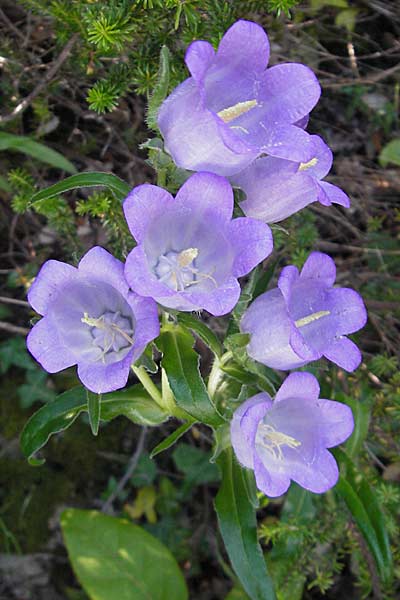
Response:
27,247,159,393
158,20,321,177
232,135,350,223
231,372,354,497
123,172,273,316
241,252,367,372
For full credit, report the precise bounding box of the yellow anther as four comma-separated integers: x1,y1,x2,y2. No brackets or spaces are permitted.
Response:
294,310,330,328
217,99,258,123
177,248,198,268
299,157,318,171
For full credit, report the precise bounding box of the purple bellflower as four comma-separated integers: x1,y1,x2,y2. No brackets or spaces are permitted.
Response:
158,20,321,177
241,252,367,372
27,247,159,394
123,172,273,316
231,372,354,497
232,135,351,223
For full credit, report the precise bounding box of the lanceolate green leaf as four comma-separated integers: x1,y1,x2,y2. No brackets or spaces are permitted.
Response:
335,448,393,583
87,391,101,436
61,509,188,600
150,421,195,458
215,450,276,600
177,313,223,357
0,132,77,173
21,385,168,465
28,172,130,206
147,45,170,131
158,325,223,427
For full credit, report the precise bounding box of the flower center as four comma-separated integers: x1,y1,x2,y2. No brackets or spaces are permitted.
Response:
154,248,217,292
81,311,134,363
217,99,258,123
298,157,318,171
256,422,301,461
294,310,330,328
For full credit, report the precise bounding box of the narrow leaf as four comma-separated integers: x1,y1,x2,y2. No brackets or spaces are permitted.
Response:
147,45,170,131
158,325,223,427
215,450,276,600
150,421,195,458
28,172,130,207
61,509,188,600
20,385,168,464
177,313,223,357
0,132,77,173
87,391,101,436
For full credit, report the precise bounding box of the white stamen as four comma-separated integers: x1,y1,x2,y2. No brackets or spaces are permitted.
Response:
294,310,330,328
299,157,318,171
177,248,198,268
258,423,301,461
217,99,258,123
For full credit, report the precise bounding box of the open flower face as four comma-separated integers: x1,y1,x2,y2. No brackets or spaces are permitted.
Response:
232,135,351,223
241,252,367,372
158,20,321,176
123,172,273,316
231,372,354,497
27,247,159,393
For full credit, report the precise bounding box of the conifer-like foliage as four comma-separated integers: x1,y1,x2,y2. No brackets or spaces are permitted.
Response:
18,0,301,113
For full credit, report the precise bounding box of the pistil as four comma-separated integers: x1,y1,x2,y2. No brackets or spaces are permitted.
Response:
294,310,330,328
217,99,258,123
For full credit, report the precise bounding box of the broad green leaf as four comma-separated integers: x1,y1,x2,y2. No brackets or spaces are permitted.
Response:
225,588,250,600
177,313,223,357
379,139,400,167
311,0,348,8
335,449,393,583
158,325,223,427
0,132,77,173
87,391,101,436
28,172,130,206
215,450,276,600
61,509,188,600
21,385,168,465
147,46,170,131
150,421,195,458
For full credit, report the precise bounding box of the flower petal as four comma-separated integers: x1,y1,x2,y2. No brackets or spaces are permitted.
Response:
327,287,367,335
78,246,129,297
77,352,132,394
301,135,333,179
236,158,319,223
27,317,76,373
228,217,273,277
28,260,77,316
231,393,271,469
215,20,270,73
317,399,354,447
175,172,234,222
123,184,174,243
323,336,362,372
187,276,241,316
158,79,257,176
128,293,160,358
259,124,316,162
318,181,351,208
185,40,215,82
289,448,339,494
241,289,304,370
300,251,336,286
125,246,175,298
254,452,291,497
260,63,321,123
275,372,320,403
278,265,300,303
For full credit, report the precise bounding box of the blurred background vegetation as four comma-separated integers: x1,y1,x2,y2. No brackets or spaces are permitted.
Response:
0,0,399,598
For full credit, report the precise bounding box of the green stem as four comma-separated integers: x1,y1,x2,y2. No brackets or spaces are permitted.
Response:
131,365,163,408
